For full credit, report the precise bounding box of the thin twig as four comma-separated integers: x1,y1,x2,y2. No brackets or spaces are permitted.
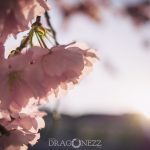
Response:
45,11,59,45
32,16,41,26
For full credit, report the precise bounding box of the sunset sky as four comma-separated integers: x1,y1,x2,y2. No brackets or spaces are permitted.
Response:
48,0,150,116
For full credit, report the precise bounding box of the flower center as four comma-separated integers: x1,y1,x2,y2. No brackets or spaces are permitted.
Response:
8,71,21,87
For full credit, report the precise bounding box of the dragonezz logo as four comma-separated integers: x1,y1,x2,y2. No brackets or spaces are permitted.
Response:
48,138,102,149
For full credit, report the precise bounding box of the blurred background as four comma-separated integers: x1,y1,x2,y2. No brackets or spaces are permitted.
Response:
28,0,150,149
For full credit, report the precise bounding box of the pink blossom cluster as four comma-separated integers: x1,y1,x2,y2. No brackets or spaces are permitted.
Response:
0,0,49,42
0,0,97,149
0,42,97,111
0,108,45,150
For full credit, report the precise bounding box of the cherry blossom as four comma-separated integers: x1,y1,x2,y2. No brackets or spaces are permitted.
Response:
0,113,45,150
0,105,45,150
0,42,97,112
0,0,50,43
0,1,98,149
0,50,35,110
29,42,98,97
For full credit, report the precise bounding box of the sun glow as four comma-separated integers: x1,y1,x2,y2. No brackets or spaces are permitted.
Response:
136,102,150,119
138,108,150,119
